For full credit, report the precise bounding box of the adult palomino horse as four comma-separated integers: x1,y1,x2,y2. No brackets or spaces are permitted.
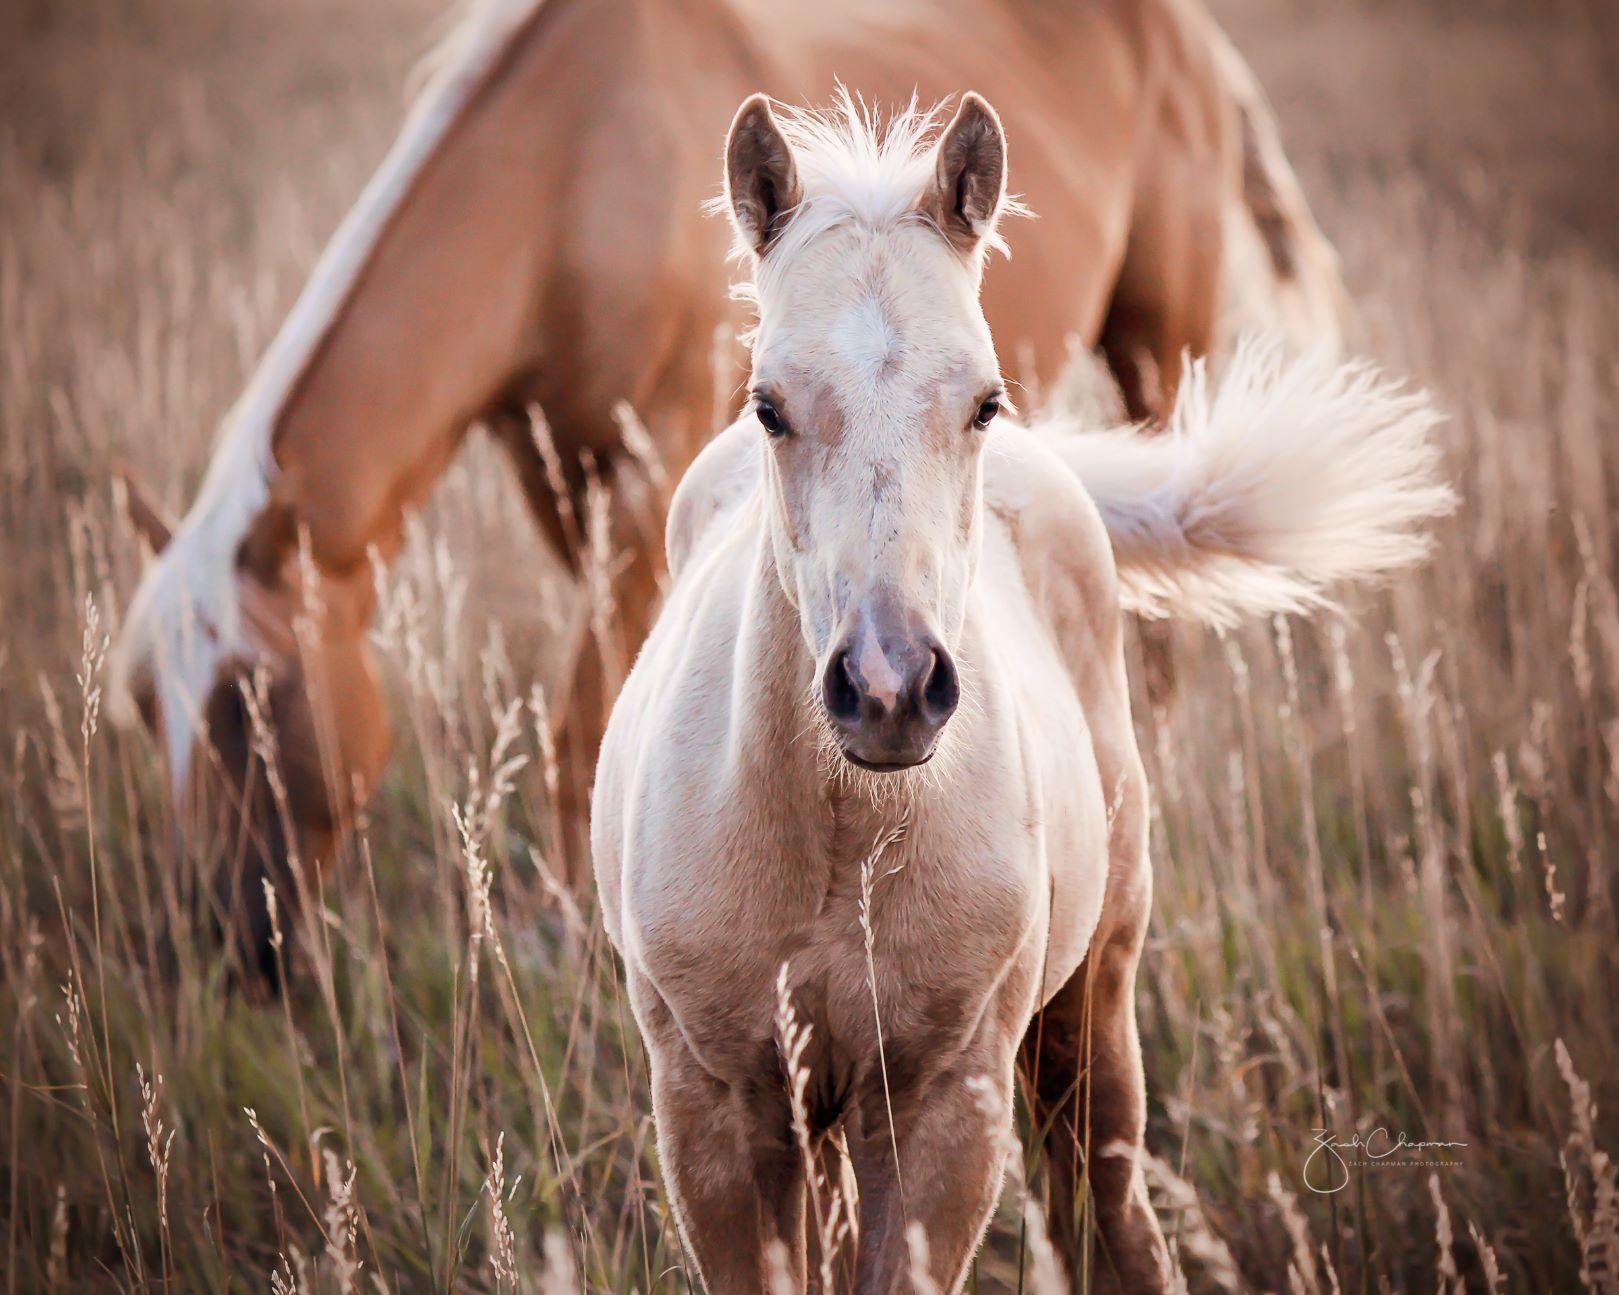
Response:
111,0,1344,966
591,96,1447,1291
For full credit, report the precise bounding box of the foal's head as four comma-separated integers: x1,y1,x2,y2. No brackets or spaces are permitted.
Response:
722,92,1012,773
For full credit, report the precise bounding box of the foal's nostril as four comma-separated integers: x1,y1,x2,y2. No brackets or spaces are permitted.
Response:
921,646,960,721
822,649,863,725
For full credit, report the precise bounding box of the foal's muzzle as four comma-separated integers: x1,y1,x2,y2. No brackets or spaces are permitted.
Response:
821,622,960,771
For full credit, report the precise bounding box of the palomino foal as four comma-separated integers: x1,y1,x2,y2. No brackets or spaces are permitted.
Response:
592,96,1450,1292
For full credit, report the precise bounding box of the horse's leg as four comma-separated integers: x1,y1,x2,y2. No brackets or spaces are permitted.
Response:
1019,885,1169,1294
634,987,806,1292
542,484,663,882
1096,35,1227,426
568,447,668,799
488,410,594,863
1098,106,1227,705
846,1046,1018,1293
1097,232,1222,421
490,413,676,880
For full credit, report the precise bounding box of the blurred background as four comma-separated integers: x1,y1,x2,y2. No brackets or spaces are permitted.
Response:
2,0,1617,1290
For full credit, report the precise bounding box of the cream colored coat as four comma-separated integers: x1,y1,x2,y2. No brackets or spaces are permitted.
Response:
594,413,1146,1286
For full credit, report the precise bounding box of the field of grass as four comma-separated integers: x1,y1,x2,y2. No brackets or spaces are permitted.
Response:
3,0,1618,1289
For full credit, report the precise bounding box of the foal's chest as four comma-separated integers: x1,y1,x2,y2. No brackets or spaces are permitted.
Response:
629,784,1049,1085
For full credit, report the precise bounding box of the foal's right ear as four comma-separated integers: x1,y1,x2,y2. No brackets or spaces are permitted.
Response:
922,92,1008,257
724,94,801,257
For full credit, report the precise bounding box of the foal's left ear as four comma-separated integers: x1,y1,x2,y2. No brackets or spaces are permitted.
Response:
725,94,802,257
923,93,1008,256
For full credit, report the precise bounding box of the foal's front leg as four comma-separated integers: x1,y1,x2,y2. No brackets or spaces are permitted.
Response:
638,992,806,1291
847,1044,1019,1293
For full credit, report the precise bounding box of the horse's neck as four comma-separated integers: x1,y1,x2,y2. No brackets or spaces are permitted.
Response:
219,0,663,583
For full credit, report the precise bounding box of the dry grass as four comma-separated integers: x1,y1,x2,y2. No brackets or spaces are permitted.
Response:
3,0,1619,1289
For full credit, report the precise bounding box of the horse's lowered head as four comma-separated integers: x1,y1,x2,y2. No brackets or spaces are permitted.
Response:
722,92,1015,772
110,445,389,975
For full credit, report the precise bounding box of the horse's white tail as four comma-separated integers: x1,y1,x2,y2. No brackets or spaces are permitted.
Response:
1045,340,1456,628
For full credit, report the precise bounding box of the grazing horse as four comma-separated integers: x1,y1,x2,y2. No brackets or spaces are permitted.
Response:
591,96,1447,1291
110,0,1344,967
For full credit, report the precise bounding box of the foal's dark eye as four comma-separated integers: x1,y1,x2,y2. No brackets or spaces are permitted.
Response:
973,394,1002,429
754,398,789,438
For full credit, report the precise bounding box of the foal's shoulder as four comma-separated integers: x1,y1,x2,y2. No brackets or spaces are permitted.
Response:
665,417,761,575
984,423,1120,601
984,424,1131,687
